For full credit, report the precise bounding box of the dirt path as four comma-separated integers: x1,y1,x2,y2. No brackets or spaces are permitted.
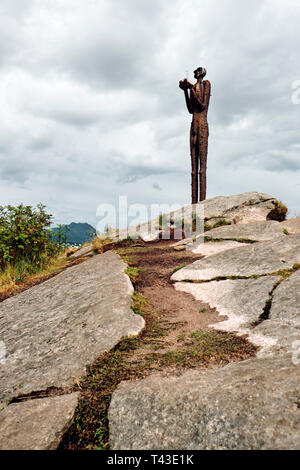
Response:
60,241,257,450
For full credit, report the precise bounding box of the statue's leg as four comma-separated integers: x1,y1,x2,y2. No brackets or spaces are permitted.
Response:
198,123,208,202
190,126,198,204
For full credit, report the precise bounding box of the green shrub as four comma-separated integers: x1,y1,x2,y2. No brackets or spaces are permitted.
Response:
0,203,64,270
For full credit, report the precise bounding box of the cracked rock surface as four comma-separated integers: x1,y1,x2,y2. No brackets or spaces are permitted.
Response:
172,235,300,281
0,393,79,450
109,355,300,450
201,220,285,242
0,251,144,405
175,277,281,353
109,226,300,450
0,251,144,449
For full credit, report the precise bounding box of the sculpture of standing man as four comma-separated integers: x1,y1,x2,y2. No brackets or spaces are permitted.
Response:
179,67,211,203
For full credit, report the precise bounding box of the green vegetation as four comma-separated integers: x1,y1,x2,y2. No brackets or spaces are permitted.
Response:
283,229,290,235
0,204,70,298
212,219,231,229
126,266,142,283
172,264,187,274
267,201,288,222
0,203,65,270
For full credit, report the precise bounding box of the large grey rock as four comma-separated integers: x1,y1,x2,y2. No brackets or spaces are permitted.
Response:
172,235,300,281
281,218,300,234
0,251,144,405
175,277,281,353
116,192,284,241
109,354,300,450
202,220,284,242
0,393,79,450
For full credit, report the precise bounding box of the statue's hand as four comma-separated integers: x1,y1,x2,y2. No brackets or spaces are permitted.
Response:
179,79,193,91
179,79,189,91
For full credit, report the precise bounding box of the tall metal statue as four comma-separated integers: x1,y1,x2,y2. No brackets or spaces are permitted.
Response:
179,67,211,203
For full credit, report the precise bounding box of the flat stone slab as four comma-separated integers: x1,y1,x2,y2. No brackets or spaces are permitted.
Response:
109,354,300,450
175,277,280,353
192,240,247,256
203,221,285,242
172,235,300,281
281,218,300,234
69,244,93,259
0,393,79,450
0,251,144,405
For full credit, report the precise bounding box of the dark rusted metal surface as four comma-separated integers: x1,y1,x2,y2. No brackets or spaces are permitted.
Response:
179,67,211,203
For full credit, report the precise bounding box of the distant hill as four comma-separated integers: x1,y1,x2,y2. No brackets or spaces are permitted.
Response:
51,222,96,246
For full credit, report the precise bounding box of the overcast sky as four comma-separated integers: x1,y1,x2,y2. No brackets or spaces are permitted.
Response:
0,0,299,228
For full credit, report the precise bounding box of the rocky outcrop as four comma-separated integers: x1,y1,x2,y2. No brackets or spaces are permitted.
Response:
109,224,300,450
115,192,287,241
0,251,144,449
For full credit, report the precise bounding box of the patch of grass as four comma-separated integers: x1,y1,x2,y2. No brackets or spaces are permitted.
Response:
0,253,70,299
177,333,186,343
283,229,290,235
172,264,187,274
126,266,142,283
212,219,231,229
122,254,139,266
151,329,256,369
199,308,207,313
204,236,256,244
131,292,148,316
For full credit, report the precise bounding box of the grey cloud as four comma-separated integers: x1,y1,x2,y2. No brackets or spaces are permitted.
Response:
107,153,177,184
0,0,300,224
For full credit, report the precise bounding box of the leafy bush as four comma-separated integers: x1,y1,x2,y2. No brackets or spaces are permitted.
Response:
0,203,65,270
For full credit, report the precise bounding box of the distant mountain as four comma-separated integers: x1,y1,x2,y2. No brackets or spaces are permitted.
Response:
51,222,96,245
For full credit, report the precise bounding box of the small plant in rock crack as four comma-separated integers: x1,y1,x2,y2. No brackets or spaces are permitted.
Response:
172,264,187,274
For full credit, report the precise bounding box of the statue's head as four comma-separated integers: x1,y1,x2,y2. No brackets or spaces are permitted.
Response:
194,67,207,79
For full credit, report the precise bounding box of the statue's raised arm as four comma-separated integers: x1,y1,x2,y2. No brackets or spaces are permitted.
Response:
179,78,193,114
